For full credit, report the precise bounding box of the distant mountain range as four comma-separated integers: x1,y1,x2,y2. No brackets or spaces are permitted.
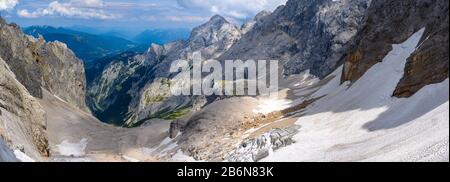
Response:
24,26,139,62
23,26,191,62
132,28,191,46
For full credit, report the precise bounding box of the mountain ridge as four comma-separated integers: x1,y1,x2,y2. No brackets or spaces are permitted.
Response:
24,26,139,62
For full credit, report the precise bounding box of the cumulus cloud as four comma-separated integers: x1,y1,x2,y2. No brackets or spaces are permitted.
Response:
176,0,287,21
0,0,19,11
17,0,118,19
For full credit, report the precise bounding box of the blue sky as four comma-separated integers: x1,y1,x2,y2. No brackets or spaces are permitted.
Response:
0,0,287,32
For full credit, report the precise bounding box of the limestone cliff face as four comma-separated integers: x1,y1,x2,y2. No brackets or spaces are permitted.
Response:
0,17,88,111
341,0,449,97
37,41,88,111
0,57,49,160
220,0,371,78
0,18,42,98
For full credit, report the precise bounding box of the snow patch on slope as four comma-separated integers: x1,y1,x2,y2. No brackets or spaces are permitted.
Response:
263,28,449,162
14,150,35,162
253,98,292,114
56,138,88,157
0,139,17,162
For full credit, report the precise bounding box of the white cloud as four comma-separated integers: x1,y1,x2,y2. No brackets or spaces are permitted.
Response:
17,0,118,19
165,15,209,22
177,0,287,20
0,0,19,11
70,0,103,7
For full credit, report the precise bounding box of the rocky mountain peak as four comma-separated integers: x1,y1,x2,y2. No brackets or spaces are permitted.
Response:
190,15,229,36
241,10,272,34
210,14,228,24
188,14,241,53
148,43,163,55
254,10,271,21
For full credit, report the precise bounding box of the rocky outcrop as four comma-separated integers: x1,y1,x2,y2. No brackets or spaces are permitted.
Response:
341,0,449,97
0,17,88,111
173,97,260,161
171,96,319,161
0,56,49,160
220,0,371,78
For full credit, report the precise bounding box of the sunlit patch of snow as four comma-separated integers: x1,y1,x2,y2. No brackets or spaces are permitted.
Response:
53,94,68,104
143,136,179,156
293,69,320,87
52,157,93,162
161,142,178,153
142,147,156,154
253,97,292,114
312,66,343,98
56,138,88,157
122,155,140,162
13,150,35,162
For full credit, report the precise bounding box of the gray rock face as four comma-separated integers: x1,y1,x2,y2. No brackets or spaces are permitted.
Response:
341,0,449,97
0,20,42,97
37,41,88,111
0,56,49,159
220,0,371,78
0,17,88,112
241,11,271,35
187,15,241,58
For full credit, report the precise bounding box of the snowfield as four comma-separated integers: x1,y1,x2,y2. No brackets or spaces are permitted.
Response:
56,138,88,157
263,28,449,162
0,139,17,162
